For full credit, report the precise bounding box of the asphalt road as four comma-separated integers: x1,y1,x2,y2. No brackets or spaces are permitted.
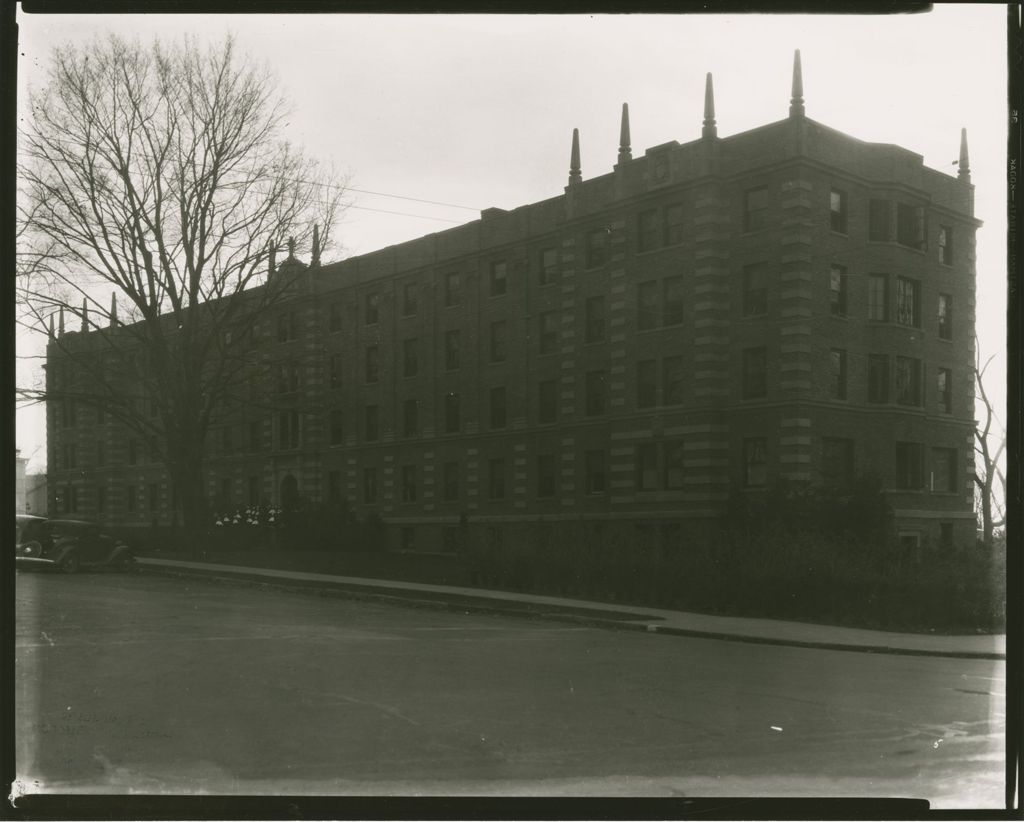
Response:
14,569,1005,807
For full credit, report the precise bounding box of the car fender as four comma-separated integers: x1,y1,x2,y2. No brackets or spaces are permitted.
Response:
51,544,77,565
110,544,133,564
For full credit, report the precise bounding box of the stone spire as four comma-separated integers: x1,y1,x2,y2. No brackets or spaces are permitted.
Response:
789,49,804,118
110,292,117,327
48,313,54,339
617,104,632,165
958,128,971,183
311,225,321,267
58,306,65,336
702,72,717,139
81,298,88,332
568,128,582,186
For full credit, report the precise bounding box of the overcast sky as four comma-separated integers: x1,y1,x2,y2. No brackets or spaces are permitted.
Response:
15,5,1008,474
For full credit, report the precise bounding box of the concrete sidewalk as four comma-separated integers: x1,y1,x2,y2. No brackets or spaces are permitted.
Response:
136,557,1006,660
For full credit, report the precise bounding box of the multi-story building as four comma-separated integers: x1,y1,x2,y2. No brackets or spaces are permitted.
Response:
45,52,979,552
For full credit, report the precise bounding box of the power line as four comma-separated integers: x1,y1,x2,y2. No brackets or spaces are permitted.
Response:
346,188,480,212
347,205,466,224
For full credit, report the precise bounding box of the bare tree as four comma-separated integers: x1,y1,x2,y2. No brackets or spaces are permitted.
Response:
973,340,1006,547
17,33,347,536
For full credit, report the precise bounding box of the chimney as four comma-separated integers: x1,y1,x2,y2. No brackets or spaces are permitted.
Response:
311,225,321,267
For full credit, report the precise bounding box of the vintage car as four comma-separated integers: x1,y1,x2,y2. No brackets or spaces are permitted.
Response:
15,515,133,573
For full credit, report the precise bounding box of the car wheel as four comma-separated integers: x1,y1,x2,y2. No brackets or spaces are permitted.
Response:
59,553,80,574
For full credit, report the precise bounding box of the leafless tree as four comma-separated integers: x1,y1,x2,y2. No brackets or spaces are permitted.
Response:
973,340,1006,547
17,33,347,536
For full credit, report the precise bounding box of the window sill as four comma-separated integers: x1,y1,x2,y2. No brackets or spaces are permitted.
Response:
829,229,849,237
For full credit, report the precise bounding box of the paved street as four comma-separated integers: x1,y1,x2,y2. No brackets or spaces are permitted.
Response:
15,570,1005,807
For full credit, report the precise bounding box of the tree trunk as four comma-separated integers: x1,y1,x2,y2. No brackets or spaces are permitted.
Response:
167,442,208,559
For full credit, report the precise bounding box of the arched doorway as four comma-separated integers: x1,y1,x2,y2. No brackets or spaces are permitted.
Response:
280,474,299,512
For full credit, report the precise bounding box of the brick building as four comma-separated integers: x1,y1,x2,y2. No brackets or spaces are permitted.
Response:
46,52,979,552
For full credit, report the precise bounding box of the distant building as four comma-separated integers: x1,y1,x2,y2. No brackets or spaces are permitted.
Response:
25,473,48,517
44,52,979,552
15,450,27,514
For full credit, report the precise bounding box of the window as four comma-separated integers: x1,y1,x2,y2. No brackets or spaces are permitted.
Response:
65,485,78,514
895,356,922,406
219,477,232,512
63,444,77,470
664,441,686,490
126,485,136,513
402,399,418,437
637,209,659,252
96,406,106,425
490,321,507,362
540,248,559,286
664,203,685,246
744,438,767,487
585,450,606,494
937,368,953,414
249,420,262,451
938,226,953,265
328,353,343,389
869,199,891,241
638,281,659,330
636,443,659,491
444,272,462,307
250,476,262,507
940,522,954,549
97,486,106,514
822,438,854,486
443,527,459,554
539,311,558,354
444,329,461,370
95,441,105,466
277,311,298,343
443,461,460,502
365,345,379,383
896,202,926,250
278,410,300,449
829,265,847,317
61,400,76,427
585,296,606,343
664,276,685,326
585,370,606,417
586,228,609,268
401,465,417,503
326,471,341,503
744,186,769,232
403,338,418,377
537,454,556,498
328,301,342,333
221,426,234,456
403,283,418,316
489,386,507,430
938,294,953,340
742,347,767,399
127,440,137,466
488,458,506,500
868,274,888,321
895,277,919,327
364,405,379,441
895,442,924,489
538,380,558,423
148,483,159,513
637,359,657,408
829,189,847,233
444,392,460,433
742,264,768,317
830,349,847,400
868,355,890,404
363,467,378,503
365,293,379,325
490,261,507,296
663,356,684,405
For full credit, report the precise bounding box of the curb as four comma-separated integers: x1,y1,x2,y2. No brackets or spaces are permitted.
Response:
134,562,1007,661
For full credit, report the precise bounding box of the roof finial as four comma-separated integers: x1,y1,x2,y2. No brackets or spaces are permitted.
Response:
568,128,582,186
48,313,55,339
311,224,321,267
702,72,717,139
81,298,88,332
958,128,971,182
110,292,117,327
789,49,804,118
618,104,632,164
58,306,65,336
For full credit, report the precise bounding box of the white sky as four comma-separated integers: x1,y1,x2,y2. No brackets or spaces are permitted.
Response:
14,5,1009,474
